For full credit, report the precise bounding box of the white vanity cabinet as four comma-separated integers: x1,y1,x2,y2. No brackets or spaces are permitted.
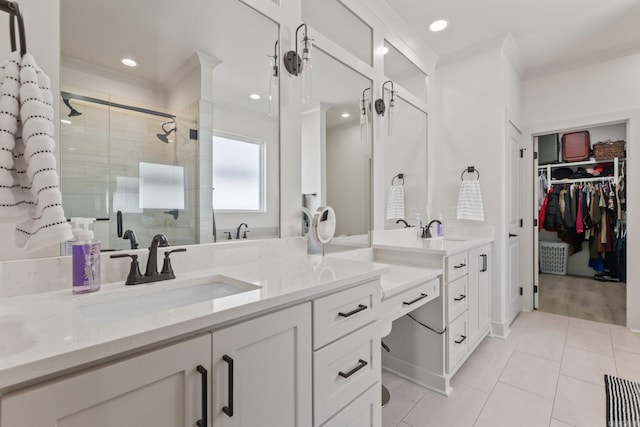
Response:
0,334,212,427
312,279,382,427
210,302,312,427
379,241,492,395
0,303,312,427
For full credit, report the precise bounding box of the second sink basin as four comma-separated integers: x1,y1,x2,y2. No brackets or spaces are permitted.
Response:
79,275,260,326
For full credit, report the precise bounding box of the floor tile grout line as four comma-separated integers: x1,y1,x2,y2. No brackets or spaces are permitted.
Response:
469,337,518,427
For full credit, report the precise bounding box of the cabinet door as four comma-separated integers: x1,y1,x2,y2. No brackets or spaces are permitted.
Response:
0,334,211,427
477,245,491,333
211,303,312,427
468,244,491,346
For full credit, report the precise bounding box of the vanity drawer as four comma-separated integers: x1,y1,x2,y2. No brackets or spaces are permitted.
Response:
447,275,468,323
446,252,469,282
313,280,380,350
321,383,380,427
383,277,440,325
447,312,469,372
314,322,380,426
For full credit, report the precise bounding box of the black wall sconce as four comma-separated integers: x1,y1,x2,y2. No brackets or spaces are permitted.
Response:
269,40,279,83
359,87,371,143
375,80,396,116
284,23,312,76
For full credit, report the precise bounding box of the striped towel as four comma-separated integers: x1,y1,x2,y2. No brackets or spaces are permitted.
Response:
456,180,485,221
386,185,405,220
605,374,640,426
0,52,27,219
0,51,72,251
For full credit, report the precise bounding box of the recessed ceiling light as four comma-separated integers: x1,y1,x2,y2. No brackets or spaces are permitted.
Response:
429,19,448,32
120,57,137,67
341,113,350,118
250,93,261,100
60,119,72,125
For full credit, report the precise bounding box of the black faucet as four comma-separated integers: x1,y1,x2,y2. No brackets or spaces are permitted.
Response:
235,223,248,240
423,220,442,238
145,234,170,276
395,219,411,228
122,229,139,249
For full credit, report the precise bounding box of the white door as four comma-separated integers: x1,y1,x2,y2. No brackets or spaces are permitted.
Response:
211,302,312,427
0,334,211,427
507,120,523,325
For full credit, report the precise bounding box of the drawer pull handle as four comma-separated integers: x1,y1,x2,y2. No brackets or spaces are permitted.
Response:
454,263,466,269
196,365,207,427
338,304,367,318
338,359,368,378
403,293,429,306
453,294,466,302
481,254,488,272
454,335,467,344
222,355,234,417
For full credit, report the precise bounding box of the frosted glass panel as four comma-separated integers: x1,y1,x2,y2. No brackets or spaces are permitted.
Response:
212,135,263,211
384,41,428,102
139,162,185,209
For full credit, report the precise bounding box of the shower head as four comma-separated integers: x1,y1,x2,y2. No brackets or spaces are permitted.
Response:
157,119,176,143
156,130,175,143
62,97,82,117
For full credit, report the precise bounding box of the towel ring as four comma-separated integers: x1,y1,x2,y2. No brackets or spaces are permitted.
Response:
392,173,404,186
461,166,480,181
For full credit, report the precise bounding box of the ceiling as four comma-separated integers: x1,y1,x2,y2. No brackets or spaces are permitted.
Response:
383,0,640,79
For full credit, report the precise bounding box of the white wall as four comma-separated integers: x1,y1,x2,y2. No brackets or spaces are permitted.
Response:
523,52,640,331
434,40,522,335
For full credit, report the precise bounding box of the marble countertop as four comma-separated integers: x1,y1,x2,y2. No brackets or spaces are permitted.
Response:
0,255,388,392
372,229,493,255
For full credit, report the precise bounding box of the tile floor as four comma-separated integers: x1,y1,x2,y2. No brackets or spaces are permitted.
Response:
381,310,640,427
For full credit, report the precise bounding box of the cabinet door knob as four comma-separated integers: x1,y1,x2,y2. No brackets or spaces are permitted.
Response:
402,293,429,306
338,304,367,318
222,355,234,417
338,359,368,378
196,365,207,427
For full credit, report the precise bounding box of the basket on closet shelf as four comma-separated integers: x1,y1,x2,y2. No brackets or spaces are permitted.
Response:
539,241,569,275
593,140,625,161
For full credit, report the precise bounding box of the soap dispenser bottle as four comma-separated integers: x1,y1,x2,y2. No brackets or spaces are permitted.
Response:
72,218,101,294
437,213,444,238
63,217,82,256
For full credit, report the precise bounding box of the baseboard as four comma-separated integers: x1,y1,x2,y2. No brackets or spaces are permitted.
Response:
382,354,452,396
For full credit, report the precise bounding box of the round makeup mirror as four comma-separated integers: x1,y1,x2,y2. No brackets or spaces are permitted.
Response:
312,206,336,254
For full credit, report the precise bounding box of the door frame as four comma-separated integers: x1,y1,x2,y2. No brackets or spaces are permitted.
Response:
523,112,634,327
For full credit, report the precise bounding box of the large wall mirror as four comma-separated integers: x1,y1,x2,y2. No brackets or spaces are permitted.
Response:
60,0,279,251
383,96,428,229
301,48,372,252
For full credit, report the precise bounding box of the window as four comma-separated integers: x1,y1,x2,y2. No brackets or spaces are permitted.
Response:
212,133,265,211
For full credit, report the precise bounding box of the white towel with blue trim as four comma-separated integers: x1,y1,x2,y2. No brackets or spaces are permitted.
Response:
456,180,485,221
386,185,405,220
0,51,72,251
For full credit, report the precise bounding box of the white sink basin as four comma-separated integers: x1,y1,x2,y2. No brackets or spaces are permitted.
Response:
79,275,260,326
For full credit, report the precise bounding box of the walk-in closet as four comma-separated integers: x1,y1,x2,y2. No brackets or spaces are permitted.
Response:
535,122,627,325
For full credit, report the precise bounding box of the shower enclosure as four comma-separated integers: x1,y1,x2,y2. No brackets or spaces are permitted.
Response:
60,93,199,251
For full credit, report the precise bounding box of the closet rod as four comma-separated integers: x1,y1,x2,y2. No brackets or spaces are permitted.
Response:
548,176,616,185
